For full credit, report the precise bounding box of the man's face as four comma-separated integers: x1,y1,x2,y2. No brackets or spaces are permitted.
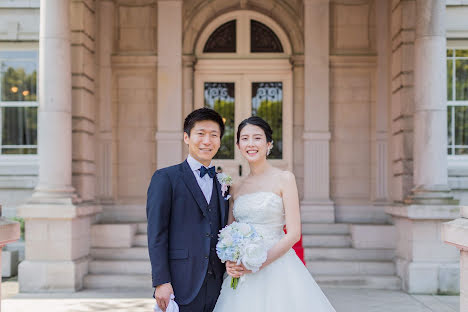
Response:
184,120,221,166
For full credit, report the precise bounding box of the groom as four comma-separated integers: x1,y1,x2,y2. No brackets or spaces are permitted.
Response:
147,108,229,312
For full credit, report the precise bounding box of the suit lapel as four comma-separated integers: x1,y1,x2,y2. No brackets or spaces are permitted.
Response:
215,176,227,227
182,160,209,218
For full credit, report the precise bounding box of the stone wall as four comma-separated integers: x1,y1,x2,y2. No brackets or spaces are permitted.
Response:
329,0,383,222
96,1,158,221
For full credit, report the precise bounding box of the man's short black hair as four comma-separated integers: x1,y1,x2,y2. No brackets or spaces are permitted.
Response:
184,108,225,138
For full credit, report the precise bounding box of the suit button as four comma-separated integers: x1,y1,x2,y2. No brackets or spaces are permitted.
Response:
208,209,212,212
206,233,210,237
205,255,209,259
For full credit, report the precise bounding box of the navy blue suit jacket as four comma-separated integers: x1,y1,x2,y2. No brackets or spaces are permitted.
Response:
146,160,229,305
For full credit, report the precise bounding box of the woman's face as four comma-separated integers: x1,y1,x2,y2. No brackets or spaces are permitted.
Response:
237,124,271,163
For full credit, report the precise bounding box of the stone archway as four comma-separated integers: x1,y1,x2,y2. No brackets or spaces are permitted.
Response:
182,0,304,55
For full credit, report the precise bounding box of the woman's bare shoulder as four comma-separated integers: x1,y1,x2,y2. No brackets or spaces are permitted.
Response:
231,176,247,198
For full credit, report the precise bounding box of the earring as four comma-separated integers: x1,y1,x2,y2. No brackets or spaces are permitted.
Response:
267,141,274,156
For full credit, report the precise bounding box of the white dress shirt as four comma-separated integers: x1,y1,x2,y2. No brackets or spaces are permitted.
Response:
187,154,214,204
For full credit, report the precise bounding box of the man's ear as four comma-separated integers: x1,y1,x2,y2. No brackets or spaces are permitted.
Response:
183,132,190,145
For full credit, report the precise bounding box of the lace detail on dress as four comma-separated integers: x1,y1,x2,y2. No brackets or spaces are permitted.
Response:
233,192,285,249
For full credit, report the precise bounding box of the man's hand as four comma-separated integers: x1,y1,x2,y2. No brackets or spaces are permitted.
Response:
154,282,174,312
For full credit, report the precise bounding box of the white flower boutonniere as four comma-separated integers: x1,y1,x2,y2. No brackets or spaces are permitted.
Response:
216,172,233,200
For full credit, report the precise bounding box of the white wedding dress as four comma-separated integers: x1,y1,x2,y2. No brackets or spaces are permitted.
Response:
213,192,336,312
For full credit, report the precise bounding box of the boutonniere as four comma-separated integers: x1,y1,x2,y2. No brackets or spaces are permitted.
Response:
216,173,232,200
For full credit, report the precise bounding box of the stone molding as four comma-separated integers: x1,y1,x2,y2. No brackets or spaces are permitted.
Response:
329,55,377,68
195,59,292,73
386,204,460,220
303,131,331,141
18,203,102,219
111,54,158,68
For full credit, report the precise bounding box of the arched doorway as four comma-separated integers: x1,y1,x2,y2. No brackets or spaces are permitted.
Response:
194,11,293,179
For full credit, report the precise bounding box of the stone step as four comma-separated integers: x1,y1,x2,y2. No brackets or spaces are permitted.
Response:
90,247,149,260
306,261,395,276
302,223,350,235
315,275,401,290
350,224,397,249
302,235,351,248
91,224,137,248
133,234,148,247
89,260,150,275
304,248,395,261
84,274,150,289
137,223,147,234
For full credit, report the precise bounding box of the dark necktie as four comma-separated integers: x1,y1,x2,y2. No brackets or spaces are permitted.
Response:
200,166,216,178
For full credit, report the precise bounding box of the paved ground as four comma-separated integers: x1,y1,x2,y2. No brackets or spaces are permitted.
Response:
1,279,460,312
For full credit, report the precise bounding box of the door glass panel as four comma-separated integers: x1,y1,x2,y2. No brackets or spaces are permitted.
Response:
251,82,282,159
204,82,235,159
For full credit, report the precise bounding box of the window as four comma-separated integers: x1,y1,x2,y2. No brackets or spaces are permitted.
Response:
447,49,468,156
0,51,38,155
198,14,289,56
203,21,236,53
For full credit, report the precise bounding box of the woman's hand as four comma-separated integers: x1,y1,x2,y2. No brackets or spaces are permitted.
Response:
226,261,252,277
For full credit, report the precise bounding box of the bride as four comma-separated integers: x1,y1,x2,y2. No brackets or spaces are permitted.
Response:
213,116,336,312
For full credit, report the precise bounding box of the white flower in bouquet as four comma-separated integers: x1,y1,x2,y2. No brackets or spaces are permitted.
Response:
241,242,268,272
216,221,267,289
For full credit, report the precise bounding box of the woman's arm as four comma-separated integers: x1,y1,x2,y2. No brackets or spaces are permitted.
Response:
259,171,301,269
237,171,301,275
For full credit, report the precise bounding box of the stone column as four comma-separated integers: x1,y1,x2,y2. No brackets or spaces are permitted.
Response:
182,55,195,157
410,0,453,203
97,0,115,203
443,207,468,311
373,0,390,203
386,0,460,294
17,0,100,292
301,0,334,223
156,0,183,169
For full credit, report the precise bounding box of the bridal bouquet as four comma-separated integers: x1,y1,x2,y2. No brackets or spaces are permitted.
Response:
216,222,267,289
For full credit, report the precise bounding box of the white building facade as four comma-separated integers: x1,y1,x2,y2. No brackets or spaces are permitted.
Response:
0,0,468,303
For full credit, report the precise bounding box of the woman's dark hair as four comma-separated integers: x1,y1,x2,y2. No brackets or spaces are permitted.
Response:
184,108,225,138
236,116,273,143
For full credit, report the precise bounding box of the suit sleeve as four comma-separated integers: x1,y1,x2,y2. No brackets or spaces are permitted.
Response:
146,170,172,287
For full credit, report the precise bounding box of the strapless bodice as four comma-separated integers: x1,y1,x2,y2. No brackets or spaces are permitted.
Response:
233,192,285,248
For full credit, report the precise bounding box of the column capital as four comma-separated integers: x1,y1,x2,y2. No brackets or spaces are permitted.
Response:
290,54,304,66
183,54,196,67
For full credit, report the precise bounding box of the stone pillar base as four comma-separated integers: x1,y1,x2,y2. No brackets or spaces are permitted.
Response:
395,258,459,294
443,212,468,309
17,201,101,292
301,200,335,223
18,258,88,292
387,205,460,294
405,185,458,205
461,250,468,309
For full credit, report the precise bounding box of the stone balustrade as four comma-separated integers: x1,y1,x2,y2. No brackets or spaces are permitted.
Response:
0,205,21,311
443,206,468,310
